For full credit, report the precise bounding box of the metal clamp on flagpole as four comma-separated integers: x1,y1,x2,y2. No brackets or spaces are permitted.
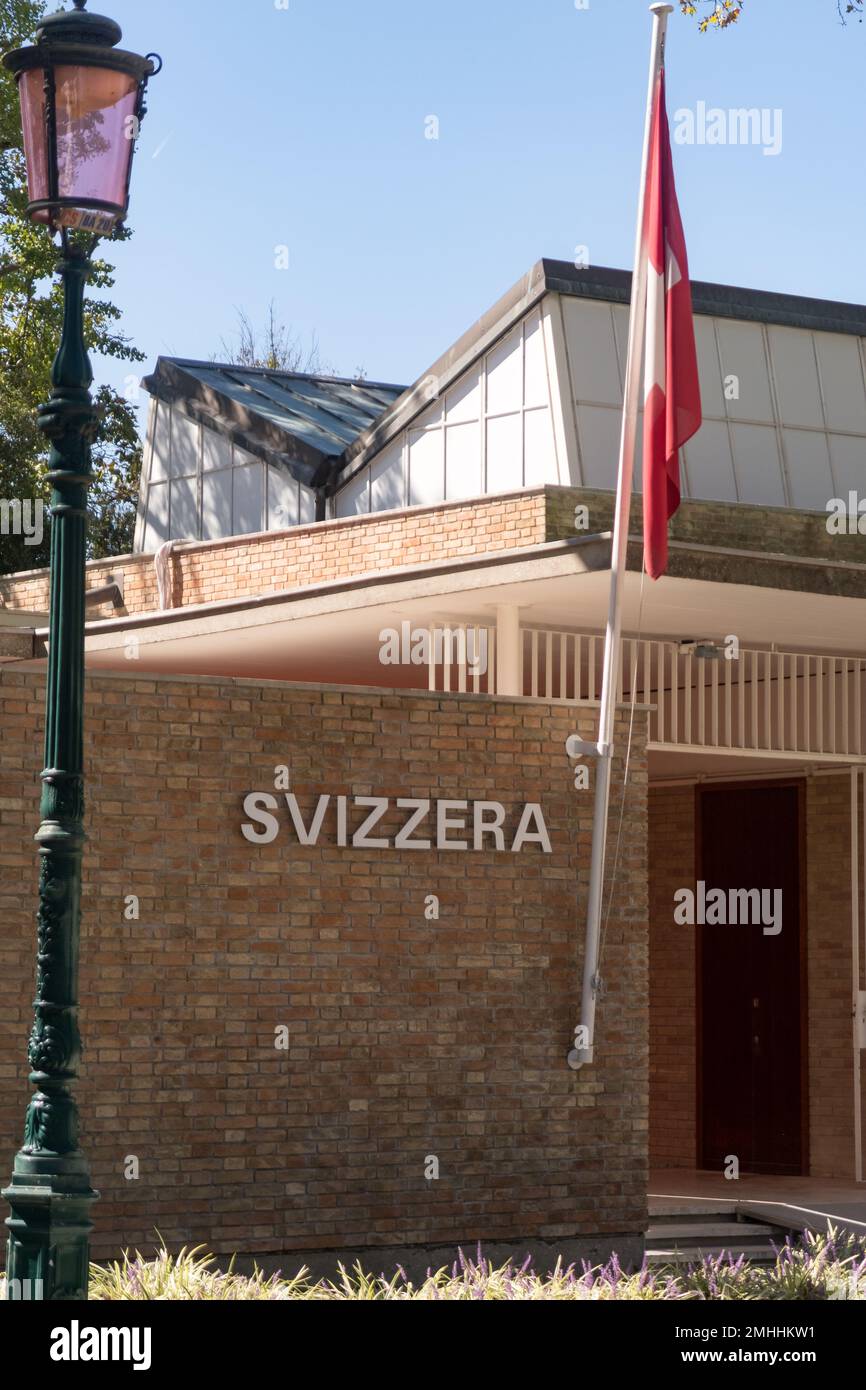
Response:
566,736,612,761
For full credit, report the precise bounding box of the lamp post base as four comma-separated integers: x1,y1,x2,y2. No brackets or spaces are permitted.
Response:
4,1168,98,1302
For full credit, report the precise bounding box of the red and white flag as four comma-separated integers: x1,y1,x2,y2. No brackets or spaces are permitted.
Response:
642,69,702,580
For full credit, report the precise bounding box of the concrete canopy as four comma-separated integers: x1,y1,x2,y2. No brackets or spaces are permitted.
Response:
41,539,866,684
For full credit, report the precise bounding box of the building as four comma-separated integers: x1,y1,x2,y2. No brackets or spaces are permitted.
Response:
2,260,866,1271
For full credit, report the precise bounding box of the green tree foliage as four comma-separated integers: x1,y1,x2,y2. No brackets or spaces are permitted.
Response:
0,0,145,576
680,1,863,31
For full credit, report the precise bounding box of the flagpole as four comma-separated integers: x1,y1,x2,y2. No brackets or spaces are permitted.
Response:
567,2,673,1070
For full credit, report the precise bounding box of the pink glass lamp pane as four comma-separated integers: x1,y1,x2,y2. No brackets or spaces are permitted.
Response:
19,69,51,222
55,64,138,222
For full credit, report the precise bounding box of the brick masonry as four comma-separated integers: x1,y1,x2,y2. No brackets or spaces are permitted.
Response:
0,490,549,619
648,776,857,1179
648,785,697,1170
2,481,860,1252
0,669,648,1264
2,483,862,623
806,774,856,1179
545,490,866,599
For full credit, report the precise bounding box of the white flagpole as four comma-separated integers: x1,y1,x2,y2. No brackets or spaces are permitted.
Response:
567,2,673,1070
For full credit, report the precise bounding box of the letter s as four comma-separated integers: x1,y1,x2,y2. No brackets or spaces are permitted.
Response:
241,792,280,844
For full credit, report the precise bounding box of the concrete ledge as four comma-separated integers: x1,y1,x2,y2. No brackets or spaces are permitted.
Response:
224,1232,647,1283
546,487,866,596
0,629,35,659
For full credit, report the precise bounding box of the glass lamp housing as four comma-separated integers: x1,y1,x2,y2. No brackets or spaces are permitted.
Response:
3,2,160,235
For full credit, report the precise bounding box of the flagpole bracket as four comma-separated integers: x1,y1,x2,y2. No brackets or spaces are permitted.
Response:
566,736,612,760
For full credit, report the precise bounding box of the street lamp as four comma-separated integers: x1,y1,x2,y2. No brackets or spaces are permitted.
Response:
2,1,159,1302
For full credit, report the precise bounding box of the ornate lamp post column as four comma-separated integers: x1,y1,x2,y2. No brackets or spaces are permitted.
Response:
2,1,159,1301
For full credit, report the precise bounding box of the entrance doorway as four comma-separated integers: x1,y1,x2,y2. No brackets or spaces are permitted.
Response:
697,781,807,1175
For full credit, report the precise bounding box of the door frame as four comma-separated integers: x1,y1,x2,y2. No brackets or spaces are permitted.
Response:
694,777,809,1175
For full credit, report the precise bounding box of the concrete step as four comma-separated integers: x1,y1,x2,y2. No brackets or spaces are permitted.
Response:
645,1213,790,1266
647,1220,778,1240
647,1241,779,1266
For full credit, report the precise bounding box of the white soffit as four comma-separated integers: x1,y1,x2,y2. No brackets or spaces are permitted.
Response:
73,563,866,684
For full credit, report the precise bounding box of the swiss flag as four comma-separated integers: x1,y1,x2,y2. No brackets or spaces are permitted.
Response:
642,70,702,580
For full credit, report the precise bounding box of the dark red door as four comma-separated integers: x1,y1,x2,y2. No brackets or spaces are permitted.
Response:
699,783,805,1175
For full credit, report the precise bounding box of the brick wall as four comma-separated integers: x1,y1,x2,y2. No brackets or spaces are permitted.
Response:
3,484,860,624
0,669,648,1263
648,774,858,1180
0,490,548,620
546,488,866,569
546,489,866,599
806,775,856,1179
648,785,697,1169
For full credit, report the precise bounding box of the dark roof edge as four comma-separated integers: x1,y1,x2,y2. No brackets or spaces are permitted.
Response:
156,359,407,395
141,358,328,489
540,260,866,337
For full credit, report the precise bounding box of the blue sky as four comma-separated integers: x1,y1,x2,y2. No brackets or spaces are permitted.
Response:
86,0,864,410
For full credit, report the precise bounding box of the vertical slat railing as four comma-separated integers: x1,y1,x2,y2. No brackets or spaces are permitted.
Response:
830,657,837,753
698,657,706,746
725,651,732,748
670,645,677,745
817,657,824,754
685,652,693,744
432,629,866,760
804,654,810,754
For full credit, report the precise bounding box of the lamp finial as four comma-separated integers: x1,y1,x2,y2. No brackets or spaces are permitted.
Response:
35,0,121,46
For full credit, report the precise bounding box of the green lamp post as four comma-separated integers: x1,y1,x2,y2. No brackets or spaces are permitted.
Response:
2,1,159,1301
